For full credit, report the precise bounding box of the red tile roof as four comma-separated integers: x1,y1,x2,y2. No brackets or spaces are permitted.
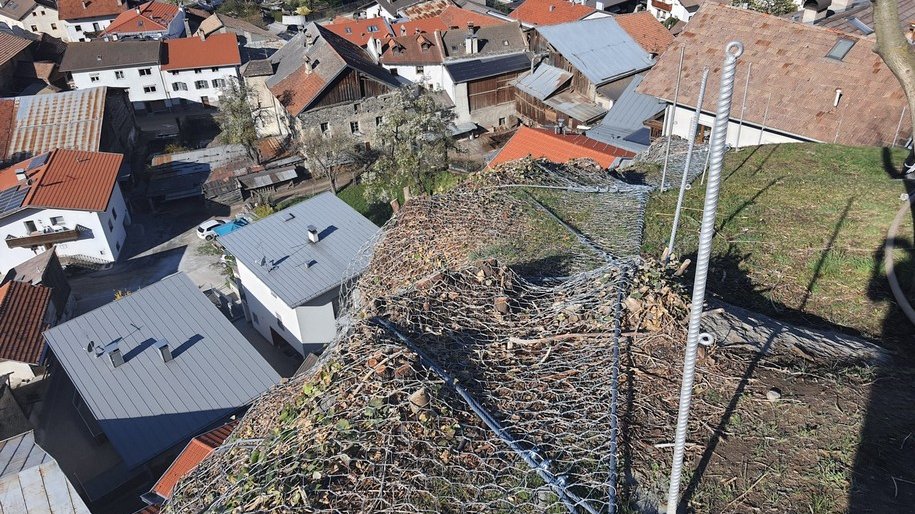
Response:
325,16,391,47
270,67,327,116
58,0,128,21
0,149,123,212
103,1,179,35
161,33,241,71
380,32,444,65
0,32,32,67
489,126,635,168
614,11,674,55
509,0,596,26
0,281,52,364
151,420,238,499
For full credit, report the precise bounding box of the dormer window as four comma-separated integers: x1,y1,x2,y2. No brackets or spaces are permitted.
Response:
345,27,352,34
367,25,378,32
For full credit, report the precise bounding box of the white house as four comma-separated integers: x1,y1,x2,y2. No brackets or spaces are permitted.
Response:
0,0,65,40
58,0,127,42
101,1,185,40
646,0,699,23
59,33,242,112
0,149,130,276
218,192,379,357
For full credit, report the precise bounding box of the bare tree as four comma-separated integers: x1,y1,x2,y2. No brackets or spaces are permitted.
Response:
874,0,915,170
299,129,358,194
216,79,261,163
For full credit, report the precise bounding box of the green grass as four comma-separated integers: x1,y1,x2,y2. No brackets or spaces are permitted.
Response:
337,172,464,226
643,143,913,338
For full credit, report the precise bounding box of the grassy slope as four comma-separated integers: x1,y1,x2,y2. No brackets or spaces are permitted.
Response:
643,143,913,338
338,172,464,226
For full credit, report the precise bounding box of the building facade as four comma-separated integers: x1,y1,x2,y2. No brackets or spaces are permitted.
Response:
0,0,65,40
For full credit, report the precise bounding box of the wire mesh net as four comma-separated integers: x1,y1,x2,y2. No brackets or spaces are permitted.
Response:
162,157,681,513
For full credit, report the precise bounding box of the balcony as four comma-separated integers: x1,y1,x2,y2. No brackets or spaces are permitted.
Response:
6,226,81,249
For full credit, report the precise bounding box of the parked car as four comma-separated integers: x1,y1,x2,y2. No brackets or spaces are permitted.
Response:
197,219,227,240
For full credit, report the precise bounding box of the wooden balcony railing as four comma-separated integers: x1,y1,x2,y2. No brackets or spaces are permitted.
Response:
6,227,81,249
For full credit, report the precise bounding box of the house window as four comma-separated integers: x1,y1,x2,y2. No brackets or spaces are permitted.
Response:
367,25,378,32
211,67,218,72
114,70,124,79
415,65,424,74
116,241,121,251
143,85,157,93
40,10,45,14
375,116,383,126
350,121,359,134
390,68,398,76
31,11,36,16
51,23,56,30
212,78,225,88
75,25,82,32
89,74,99,82
345,27,352,33
194,80,207,89
49,216,64,226
194,68,202,74
169,70,179,75
498,117,506,126
320,122,329,134
30,25,37,31
172,81,187,91
826,38,856,61
139,68,152,76
276,314,284,331
108,219,114,231
92,22,100,31
24,220,37,233
112,208,117,220
353,103,359,113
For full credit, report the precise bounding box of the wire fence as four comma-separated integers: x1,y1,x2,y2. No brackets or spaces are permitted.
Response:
162,157,675,513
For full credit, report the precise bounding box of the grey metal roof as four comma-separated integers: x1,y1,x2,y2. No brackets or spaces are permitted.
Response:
237,167,297,189
543,90,607,123
44,273,280,469
441,22,528,59
0,431,91,513
513,64,571,100
60,40,162,73
444,52,530,83
219,192,379,308
536,17,654,85
586,73,665,153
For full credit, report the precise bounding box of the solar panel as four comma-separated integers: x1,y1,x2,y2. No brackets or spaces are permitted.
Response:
0,187,27,215
27,152,50,170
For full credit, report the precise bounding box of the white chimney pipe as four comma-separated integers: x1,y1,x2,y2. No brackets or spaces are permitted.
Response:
833,88,843,107
307,225,319,243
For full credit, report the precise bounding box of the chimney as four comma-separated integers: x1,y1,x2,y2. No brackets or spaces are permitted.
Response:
15,168,26,181
549,4,555,11
305,30,315,46
304,56,313,72
307,225,319,243
467,21,476,34
198,30,206,41
400,25,406,36
828,0,853,12
465,34,478,54
108,347,124,368
135,6,139,13
833,88,843,107
801,0,827,23
81,0,87,9
157,340,173,363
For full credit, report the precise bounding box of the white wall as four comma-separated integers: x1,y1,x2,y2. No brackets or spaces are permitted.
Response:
647,0,693,22
245,74,291,138
385,63,446,93
666,104,811,148
236,260,339,356
106,9,185,40
0,5,65,40
64,15,117,42
0,183,129,276
71,64,239,110
363,3,395,20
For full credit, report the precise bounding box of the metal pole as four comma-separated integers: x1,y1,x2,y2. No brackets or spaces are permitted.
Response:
665,41,743,514
734,63,751,148
757,94,771,146
894,106,907,147
666,68,710,264
700,129,712,185
660,46,685,192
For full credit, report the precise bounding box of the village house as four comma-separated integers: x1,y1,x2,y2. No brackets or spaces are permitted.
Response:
58,0,127,42
585,73,666,153
196,12,283,52
364,0,448,20
326,5,504,48
795,0,902,32
645,0,701,24
0,149,130,274
489,125,635,167
101,1,185,40
219,193,379,357
251,22,403,141
0,0,65,40
0,431,92,513
514,16,654,132
0,31,34,94
0,87,137,165
43,272,281,498
508,0,610,27
0,249,72,387
637,3,911,148
60,33,242,112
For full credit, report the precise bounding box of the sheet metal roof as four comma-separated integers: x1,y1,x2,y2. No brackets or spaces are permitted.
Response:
513,63,571,100
0,431,91,513
536,17,653,85
219,192,379,308
44,273,281,469
543,90,607,123
444,52,530,83
587,73,664,153
2,87,110,163
60,40,162,72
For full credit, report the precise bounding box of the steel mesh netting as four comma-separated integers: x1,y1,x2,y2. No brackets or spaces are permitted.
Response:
163,158,667,513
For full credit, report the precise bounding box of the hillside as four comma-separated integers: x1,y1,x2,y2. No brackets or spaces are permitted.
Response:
643,143,914,339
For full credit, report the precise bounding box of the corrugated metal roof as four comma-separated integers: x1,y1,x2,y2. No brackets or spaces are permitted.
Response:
543,90,607,123
536,17,654,85
444,52,530,83
5,87,109,163
0,431,91,513
512,64,571,100
219,192,379,308
237,168,297,189
587,74,665,153
44,273,281,469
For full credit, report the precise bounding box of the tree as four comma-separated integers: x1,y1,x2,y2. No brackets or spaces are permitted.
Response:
299,129,358,194
874,0,915,172
738,0,797,16
362,87,456,202
215,79,260,163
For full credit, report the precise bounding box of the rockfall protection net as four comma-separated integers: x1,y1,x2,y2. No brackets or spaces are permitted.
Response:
162,157,681,513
